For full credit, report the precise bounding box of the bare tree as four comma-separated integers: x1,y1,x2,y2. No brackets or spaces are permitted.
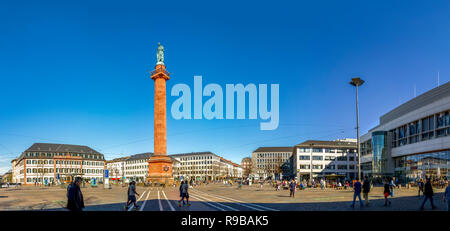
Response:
212,163,220,181
36,160,45,187
243,161,253,178
274,155,285,179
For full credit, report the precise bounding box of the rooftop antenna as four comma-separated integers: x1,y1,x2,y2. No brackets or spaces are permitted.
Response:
437,71,440,87
414,84,416,97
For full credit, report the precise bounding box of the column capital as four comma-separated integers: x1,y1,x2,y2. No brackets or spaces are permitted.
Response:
150,64,170,81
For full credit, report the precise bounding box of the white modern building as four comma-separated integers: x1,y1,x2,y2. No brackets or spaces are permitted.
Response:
105,157,128,182
292,139,358,181
170,152,242,181
252,147,293,180
360,82,450,183
106,152,180,183
105,151,241,182
11,143,106,185
124,153,152,183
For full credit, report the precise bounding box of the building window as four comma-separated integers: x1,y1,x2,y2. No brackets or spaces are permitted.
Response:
299,164,310,169
337,165,347,170
325,165,335,169
337,156,347,161
299,155,310,160
312,165,323,169
312,156,323,161
324,156,335,161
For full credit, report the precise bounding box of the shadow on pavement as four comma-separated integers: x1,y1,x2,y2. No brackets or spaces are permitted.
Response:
41,192,448,211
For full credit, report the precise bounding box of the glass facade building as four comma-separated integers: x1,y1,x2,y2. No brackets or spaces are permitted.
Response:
394,150,450,183
371,131,390,178
360,82,450,184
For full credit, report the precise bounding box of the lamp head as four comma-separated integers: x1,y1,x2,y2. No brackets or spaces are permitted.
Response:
350,77,364,86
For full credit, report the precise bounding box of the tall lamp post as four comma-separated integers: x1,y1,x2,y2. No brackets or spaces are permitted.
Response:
309,143,314,183
350,77,364,180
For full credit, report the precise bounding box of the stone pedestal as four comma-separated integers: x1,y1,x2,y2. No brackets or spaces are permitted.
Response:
147,155,174,186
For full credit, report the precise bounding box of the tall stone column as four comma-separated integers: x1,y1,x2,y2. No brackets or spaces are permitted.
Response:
153,64,168,154
147,51,174,186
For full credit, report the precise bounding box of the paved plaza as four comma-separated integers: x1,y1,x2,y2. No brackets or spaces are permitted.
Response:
0,183,447,211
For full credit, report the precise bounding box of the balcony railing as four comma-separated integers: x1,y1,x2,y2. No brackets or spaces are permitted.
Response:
150,69,170,76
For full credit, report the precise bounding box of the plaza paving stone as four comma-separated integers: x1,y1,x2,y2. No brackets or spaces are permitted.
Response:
0,183,447,211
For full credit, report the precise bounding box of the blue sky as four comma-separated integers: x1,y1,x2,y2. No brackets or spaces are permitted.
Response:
1,0,450,173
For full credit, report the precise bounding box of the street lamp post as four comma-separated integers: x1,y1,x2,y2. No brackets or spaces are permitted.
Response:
309,143,314,183
350,77,364,180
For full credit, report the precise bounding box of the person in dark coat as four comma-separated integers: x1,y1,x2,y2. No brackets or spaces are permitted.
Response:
420,178,437,210
289,180,296,198
362,176,371,206
66,177,85,211
418,178,424,197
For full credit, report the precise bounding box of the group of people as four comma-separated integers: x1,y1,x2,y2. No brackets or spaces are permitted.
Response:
66,175,450,211
349,176,450,211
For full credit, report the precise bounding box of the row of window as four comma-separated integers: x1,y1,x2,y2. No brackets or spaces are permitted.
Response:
25,177,103,183
26,159,104,166
256,158,290,163
297,148,356,154
298,164,355,170
126,159,147,164
125,171,147,175
177,171,240,175
24,152,104,160
256,152,292,158
178,155,215,161
25,168,103,174
391,110,450,147
126,165,147,170
181,161,216,165
179,166,215,170
298,155,357,161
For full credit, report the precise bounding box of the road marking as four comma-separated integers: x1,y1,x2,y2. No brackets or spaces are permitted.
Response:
189,193,225,211
193,190,263,211
193,189,279,211
139,190,151,211
161,190,175,211
157,190,163,211
128,189,147,211
190,191,239,211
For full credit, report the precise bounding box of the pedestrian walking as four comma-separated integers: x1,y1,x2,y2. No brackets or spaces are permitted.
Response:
383,178,391,207
350,178,363,208
362,176,370,206
289,180,296,198
420,178,437,210
124,181,140,211
443,183,450,211
66,177,85,211
389,178,396,197
178,180,190,207
418,179,424,197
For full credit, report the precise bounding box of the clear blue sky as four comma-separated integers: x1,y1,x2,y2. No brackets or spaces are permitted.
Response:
1,0,450,173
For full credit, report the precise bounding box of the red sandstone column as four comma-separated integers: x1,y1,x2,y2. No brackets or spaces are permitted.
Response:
152,64,169,155
148,64,173,185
